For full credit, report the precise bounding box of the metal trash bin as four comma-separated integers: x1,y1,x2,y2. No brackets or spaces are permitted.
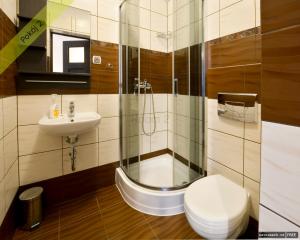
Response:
19,187,43,230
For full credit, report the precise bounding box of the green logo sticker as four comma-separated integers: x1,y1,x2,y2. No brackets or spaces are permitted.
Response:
0,0,74,74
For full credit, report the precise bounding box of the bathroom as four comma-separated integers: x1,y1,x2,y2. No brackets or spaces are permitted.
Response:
0,0,299,239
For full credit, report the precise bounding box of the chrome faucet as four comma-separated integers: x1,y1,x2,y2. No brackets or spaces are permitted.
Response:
134,79,152,93
68,101,75,118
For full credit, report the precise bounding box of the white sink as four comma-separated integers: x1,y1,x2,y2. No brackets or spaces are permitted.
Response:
39,112,101,137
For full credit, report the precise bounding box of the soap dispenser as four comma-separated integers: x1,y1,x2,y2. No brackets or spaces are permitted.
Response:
49,94,60,119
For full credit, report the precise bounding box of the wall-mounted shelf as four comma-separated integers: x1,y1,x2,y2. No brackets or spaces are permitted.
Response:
18,0,47,19
18,0,47,73
17,71,90,90
18,71,91,77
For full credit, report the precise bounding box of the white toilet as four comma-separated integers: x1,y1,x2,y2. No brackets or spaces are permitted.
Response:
184,175,249,239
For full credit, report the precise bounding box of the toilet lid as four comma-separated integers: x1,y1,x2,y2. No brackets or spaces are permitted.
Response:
184,175,248,225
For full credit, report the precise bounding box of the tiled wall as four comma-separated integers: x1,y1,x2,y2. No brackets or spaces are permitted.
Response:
0,6,18,227
120,94,169,161
0,97,18,227
205,0,261,221
167,94,203,169
122,0,169,52
16,0,173,189
1,0,275,229
17,94,120,186
50,0,120,44
90,41,119,94
165,1,204,172
259,0,300,232
50,0,169,52
140,49,172,93
206,97,261,221
169,0,203,51
204,0,260,41
138,94,168,155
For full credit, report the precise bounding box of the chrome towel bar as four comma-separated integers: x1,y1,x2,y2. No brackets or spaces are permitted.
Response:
25,80,88,84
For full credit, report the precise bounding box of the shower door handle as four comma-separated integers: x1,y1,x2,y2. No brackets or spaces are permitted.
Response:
174,78,178,96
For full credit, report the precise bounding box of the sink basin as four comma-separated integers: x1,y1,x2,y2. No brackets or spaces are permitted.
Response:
39,112,101,137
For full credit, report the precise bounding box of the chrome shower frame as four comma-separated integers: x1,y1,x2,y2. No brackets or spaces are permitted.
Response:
118,0,207,191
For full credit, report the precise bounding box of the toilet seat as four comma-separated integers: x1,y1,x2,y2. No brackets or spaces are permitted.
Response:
184,175,249,239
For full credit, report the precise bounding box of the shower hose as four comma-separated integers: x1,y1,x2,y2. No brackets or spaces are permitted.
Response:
142,83,156,136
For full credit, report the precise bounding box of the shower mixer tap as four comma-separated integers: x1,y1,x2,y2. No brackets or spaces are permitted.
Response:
134,79,152,92
142,80,152,90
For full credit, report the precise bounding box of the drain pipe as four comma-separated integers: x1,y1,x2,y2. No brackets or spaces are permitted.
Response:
66,135,79,171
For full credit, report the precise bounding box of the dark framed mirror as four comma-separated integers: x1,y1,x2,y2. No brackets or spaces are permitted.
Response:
51,32,90,74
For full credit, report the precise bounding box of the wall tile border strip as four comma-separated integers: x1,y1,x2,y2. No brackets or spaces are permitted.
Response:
207,27,261,46
206,27,261,103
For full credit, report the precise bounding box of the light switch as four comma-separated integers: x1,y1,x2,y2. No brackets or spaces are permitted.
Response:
92,56,101,64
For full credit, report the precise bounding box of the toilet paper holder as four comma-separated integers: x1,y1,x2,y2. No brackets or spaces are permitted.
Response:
217,93,258,123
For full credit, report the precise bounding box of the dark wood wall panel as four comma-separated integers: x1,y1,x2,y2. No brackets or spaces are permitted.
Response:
206,27,261,102
174,48,189,95
244,64,262,103
125,47,139,94
17,40,119,95
150,73,172,93
207,66,244,98
190,44,202,96
17,42,174,95
0,9,17,97
0,196,18,240
91,41,119,72
261,25,300,126
140,49,172,93
0,162,118,239
207,29,260,68
173,44,202,96
18,162,119,209
261,0,300,126
261,0,300,33
207,64,261,102
90,41,119,94
91,70,119,94
140,49,150,80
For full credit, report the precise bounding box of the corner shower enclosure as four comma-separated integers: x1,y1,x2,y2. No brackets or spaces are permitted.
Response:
117,0,205,214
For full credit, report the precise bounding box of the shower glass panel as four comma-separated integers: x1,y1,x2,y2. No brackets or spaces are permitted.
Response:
119,1,140,181
119,0,205,190
172,0,205,186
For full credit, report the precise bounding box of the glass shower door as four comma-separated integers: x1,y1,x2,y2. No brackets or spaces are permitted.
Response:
119,0,205,189
119,1,141,181
172,0,205,186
